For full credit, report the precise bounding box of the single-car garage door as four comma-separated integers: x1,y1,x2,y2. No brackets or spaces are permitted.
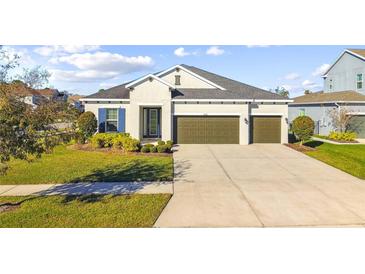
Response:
174,116,239,144
250,116,281,143
348,116,365,138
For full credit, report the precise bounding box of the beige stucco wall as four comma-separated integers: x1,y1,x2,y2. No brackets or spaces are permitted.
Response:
249,103,289,143
173,102,250,144
129,78,172,140
160,69,215,89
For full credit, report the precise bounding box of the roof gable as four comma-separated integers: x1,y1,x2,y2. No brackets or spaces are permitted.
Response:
125,74,175,89
323,49,365,77
155,64,226,90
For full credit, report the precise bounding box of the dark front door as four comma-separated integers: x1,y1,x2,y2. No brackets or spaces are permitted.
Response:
143,108,161,138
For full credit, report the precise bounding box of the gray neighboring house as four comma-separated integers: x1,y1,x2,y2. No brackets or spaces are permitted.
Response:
289,48,365,138
80,64,291,144
289,91,365,136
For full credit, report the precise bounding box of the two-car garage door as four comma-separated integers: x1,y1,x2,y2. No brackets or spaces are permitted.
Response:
174,116,239,144
174,115,282,144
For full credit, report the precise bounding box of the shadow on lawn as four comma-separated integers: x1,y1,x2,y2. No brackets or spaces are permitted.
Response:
70,159,172,183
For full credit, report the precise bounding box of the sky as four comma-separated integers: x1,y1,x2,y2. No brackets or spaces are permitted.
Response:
3,45,363,98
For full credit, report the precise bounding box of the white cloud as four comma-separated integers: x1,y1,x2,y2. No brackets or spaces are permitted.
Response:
48,51,153,83
281,84,294,91
312,63,330,76
34,45,100,56
302,79,322,89
50,51,153,73
174,47,190,57
284,72,300,80
206,46,225,56
2,46,34,66
50,69,119,82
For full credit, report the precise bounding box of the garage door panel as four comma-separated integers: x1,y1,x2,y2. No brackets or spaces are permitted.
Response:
175,116,239,144
251,116,281,143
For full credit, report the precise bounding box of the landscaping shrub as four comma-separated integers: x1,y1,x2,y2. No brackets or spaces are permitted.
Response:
292,116,315,145
122,137,140,152
166,140,173,150
157,140,165,146
90,133,116,148
157,145,168,153
150,146,158,153
112,133,131,149
141,146,150,153
328,131,357,141
77,111,97,141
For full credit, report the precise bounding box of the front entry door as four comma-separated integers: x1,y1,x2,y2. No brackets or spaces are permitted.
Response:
143,108,161,138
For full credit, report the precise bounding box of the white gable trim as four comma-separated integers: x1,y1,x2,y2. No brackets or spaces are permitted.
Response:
322,50,365,77
155,65,226,90
125,74,175,89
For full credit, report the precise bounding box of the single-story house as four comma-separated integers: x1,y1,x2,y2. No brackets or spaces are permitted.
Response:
80,64,292,144
289,90,365,137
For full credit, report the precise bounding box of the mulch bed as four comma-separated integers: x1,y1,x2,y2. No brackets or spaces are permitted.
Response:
285,143,316,152
0,204,20,213
69,144,173,157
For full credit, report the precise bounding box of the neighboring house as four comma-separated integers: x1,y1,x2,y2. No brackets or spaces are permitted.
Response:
323,49,365,94
289,91,365,137
80,64,291,144
68,95,84,112
289,48,365,138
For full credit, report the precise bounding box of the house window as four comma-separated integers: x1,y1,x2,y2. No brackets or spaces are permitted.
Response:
106,108,118,132
357,73,363,89
299,108,306,116
175,75,181,85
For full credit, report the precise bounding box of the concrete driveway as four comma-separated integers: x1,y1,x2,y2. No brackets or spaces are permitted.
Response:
155,144,365,227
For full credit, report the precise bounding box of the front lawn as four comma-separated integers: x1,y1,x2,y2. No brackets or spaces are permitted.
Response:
304,141,365,179
0,146,173,184
0,194,171,228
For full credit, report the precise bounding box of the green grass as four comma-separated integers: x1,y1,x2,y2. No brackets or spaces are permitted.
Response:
304,141,365,179
0,146,173,184
0,194,171,227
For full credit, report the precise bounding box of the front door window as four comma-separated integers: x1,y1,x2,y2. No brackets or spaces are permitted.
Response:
149,109,158,136
143,108,160,138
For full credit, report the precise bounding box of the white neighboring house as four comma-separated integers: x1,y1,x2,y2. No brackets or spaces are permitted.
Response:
80,64,292,144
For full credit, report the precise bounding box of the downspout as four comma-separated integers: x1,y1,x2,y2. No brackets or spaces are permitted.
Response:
334,102,341,132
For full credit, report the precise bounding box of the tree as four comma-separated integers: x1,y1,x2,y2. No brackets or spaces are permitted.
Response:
77,111,97,142
327,106,353,133
274,86,290,98
292,116,315,145
0,46,20,83
304,89,312,95
18,65,51,89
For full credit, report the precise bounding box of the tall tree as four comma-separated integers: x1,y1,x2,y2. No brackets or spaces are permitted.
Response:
0,46,20,83
18,65,51,89
274,86,290,98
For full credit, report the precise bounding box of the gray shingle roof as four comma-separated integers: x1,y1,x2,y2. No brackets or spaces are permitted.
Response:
180,64,286,100
85,64,286,100
292,90,365,104
85,84,130,99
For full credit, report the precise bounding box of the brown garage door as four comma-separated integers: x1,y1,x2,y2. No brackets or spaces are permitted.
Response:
174,116,239,144
251,116,281,143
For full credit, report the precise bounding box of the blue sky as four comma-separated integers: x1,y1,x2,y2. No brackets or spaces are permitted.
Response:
5,45,363,97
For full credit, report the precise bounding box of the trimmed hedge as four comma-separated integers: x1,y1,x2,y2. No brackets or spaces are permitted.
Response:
328,131,357,141
292,116,314,144
90,133,140,152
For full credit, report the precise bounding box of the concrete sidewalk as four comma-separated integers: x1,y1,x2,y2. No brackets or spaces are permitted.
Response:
0,181,173,196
